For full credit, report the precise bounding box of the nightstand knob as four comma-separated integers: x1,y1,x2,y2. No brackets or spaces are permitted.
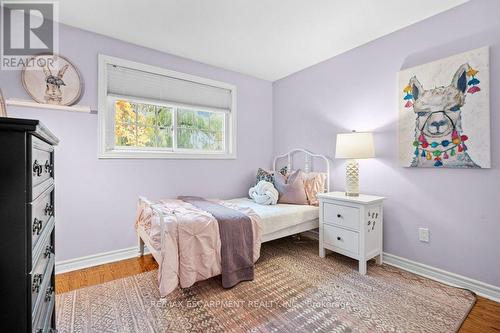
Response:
337,236,341,241
337,214,342,218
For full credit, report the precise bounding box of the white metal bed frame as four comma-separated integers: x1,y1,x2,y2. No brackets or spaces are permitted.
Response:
137,148,330,264
273,148,330,192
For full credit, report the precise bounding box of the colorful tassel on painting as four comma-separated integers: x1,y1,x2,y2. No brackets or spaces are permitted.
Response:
414,147,419,156
434,160,443,167
403,85,412,93
467,86,481,94
450,148,456,157
421,149,426,158
462,143,468,151
443,151,449,159
452,130,460,144
468,78,480,85
404,94,413,100
441,140,450,147
426,151,432,160
431,142,439,148
461,135,468,141
465,66,480,94
405,101,413,108
467,67,479,77
458,144,464,153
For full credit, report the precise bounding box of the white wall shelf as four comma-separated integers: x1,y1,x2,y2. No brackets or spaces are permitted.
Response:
6,98,93,113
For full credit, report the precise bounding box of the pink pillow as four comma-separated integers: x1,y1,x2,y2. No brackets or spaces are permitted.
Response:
274,170,308,205
304,172,327,206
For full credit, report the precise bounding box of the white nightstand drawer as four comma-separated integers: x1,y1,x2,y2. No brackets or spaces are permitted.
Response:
323,202,360,230
323,224,359,255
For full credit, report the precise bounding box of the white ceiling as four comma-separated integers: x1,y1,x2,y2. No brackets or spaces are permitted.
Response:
55,0,468,81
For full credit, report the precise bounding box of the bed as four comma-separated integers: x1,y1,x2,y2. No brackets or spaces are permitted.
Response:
135,148,330,296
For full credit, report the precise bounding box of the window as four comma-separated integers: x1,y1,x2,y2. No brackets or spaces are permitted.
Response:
98,55,236,158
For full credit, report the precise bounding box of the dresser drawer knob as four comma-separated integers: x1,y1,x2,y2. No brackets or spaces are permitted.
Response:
32,218,43,235
337,214,342,218
32,160,43,176
45,203,54,216
44,245,54,258
337,236,342,241
32,274,43,292
45,286,54,302
44,160,53,174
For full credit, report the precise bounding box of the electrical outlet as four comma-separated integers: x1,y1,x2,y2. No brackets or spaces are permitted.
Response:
419,228,430,242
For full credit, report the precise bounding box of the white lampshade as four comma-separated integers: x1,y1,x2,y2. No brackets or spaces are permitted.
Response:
335,131,375,159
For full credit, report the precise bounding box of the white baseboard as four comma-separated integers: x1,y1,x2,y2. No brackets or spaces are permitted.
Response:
55,246,150,274
384,252,500,303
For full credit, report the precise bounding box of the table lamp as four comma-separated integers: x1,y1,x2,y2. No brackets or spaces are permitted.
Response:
335,131,375,197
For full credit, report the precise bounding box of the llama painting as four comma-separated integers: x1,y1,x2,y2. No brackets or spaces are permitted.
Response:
399,47,490,168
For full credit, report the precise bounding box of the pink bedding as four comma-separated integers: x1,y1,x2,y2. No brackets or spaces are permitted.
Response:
135,199,262,297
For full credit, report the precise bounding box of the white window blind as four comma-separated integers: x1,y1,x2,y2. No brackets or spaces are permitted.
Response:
107,64,233,112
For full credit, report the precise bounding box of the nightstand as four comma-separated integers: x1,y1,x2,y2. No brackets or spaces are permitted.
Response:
318,191,384,274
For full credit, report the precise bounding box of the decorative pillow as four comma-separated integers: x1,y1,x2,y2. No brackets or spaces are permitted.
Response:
304,172,327,206
274,169,308,205
278,166,288,177
248,180,279,205
255,166,288,185
256,168,274,184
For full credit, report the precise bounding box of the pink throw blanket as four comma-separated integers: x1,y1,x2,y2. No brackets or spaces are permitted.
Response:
135,199,262,297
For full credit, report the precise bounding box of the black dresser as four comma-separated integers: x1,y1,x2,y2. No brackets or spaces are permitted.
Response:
0,118,59,332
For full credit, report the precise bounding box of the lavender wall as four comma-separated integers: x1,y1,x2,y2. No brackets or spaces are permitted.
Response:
273,0,500,287
1,24,273,261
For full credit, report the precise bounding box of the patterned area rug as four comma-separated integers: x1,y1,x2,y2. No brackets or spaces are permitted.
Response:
56,238,475,332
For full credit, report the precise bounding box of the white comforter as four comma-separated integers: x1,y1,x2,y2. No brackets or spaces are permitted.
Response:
228,198,319,235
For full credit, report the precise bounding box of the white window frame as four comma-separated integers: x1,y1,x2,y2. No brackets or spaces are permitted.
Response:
98,54,237,159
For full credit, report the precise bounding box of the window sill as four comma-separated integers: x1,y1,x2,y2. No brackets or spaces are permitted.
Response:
98,149,236,160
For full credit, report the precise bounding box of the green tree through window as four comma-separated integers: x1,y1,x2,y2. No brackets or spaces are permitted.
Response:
114,100,224,152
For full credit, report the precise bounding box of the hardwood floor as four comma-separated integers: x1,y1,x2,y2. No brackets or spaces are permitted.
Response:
56,255,500,332
461,297,500,333
56,255,158,294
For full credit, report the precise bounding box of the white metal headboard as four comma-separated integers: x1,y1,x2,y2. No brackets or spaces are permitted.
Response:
273,148,330,192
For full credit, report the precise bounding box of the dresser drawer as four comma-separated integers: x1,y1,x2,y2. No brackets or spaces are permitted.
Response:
323,224,359,255
32,217,55,273
31,230,55,313
32,284,55,333
31,136,54,191
323,202,360,230
42,302,55,333
30,186,55,250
